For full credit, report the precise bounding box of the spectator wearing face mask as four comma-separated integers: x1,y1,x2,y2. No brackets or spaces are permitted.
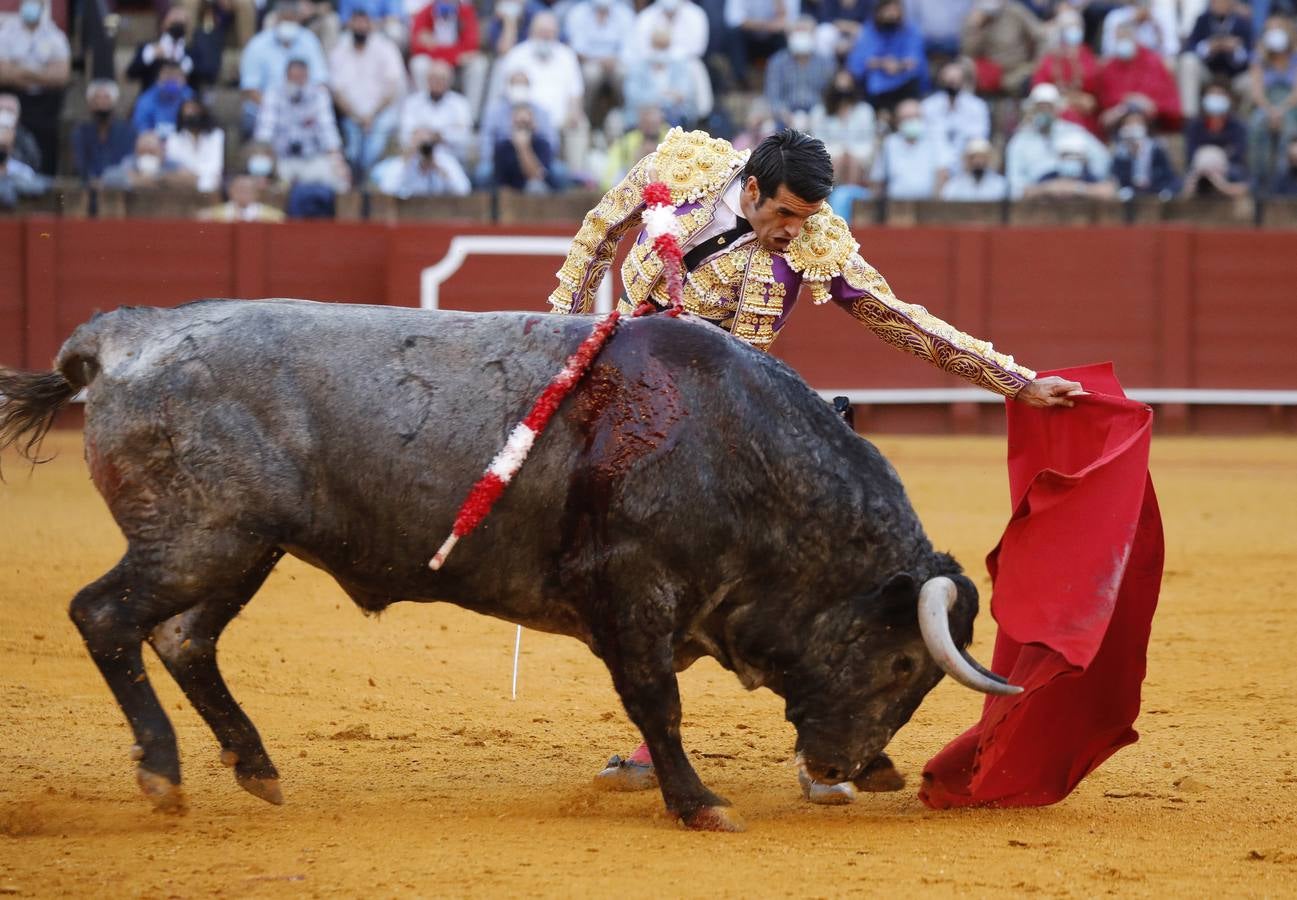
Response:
240,0,329,136
71,80,137,182
631,0,709,62
920,61,989,159
0,0,70,176
1024,130,1118,199
1032,9,1103,136
0,123,47,207
941,138,1008,201
566,0,634,126
1181,142,1249,197
764,16,836,122
1248,18,1297,183
0,93,40,171
1180,0,1253,116
870,97,955,199
1096,21,1184,132
1006,82,1112,198
810,67,876,189
165,98,224,192
623,29,698,125
410,0,479,65
371,127,472,197
132,60,195,137
244,142,279,183
905,0,973,59
126,6,196,93
845,0,927,112
254,58,349,191
1186,83,1248,182
494,103,559,192
101,130,197,191
498,13,589,173
1110,107,1179,197
198,174,287,221
1101,0,1179,62
724,0,792,86
339,0,408,46
960,0,1046,97
477,72,558,182
330,10,407,179
401,57,472,164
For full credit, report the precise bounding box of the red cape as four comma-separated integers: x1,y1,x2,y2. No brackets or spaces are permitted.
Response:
919,363,1164,809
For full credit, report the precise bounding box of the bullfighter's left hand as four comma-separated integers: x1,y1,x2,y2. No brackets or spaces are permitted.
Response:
1016,376,1087,408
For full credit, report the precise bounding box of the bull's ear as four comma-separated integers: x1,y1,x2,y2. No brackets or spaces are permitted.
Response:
848,572,918,637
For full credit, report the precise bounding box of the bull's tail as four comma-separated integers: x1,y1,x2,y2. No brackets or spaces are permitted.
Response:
0,326,100,467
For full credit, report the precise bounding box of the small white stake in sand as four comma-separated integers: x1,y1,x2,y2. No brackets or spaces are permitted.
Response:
511,625,522,700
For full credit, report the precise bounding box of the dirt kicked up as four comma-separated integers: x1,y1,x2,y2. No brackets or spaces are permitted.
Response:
1,432,1294,898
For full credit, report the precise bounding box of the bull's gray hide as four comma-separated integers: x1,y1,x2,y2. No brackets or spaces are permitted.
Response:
0,299,1014,831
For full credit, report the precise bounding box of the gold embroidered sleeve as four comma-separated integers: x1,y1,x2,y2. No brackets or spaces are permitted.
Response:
836,254,1038,398
548,154,653,315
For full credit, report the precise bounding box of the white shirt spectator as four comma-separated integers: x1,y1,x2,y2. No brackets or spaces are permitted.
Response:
0,12,70,73
1101,4,1181,60
871,130,956,200
941,169,1008,201
565,0,635,62
631,0,709,61
254,81,341,159
1005,119,1112,199
723,0,801,29
165,128,225,192
920,88,990,159
498,38,584,130
329,30,407,121
398,87,473,160
372,144,471,197
810,101,877,165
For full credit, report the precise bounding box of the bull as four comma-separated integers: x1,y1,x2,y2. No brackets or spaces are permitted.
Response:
0,299,1017,831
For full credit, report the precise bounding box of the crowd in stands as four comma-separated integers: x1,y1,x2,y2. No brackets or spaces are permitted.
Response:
3,0,1297,217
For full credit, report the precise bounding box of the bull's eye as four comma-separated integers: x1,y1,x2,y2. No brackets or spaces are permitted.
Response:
892,657,915,677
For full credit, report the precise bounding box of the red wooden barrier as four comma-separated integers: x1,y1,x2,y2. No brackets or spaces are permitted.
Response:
3,217,1295,433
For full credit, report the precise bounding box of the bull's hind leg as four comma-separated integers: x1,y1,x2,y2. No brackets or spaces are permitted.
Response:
148,550,285,805
69,539,277,813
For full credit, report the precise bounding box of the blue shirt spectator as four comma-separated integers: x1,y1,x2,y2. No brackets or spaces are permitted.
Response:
904,0,971,57
338,0,406,23
131,64,194,136
70,79,137,181
845,0,927,108
1185,0,1253,79
239,20,329,97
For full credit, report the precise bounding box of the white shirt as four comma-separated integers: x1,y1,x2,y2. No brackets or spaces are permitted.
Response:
328,32,407,120
0,16,70,72
941,169,1008,201
165,128,225,192
1101,5,1181,59
398,88,473,161
686,175,748,252
498,40,584,129
1005,120,1112,199
871,133,956,201
920,89,990,158
372,146,471,197
630,2,709,61
565,0,636,61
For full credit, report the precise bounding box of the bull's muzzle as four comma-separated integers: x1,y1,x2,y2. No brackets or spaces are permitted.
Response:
918,576,1023,696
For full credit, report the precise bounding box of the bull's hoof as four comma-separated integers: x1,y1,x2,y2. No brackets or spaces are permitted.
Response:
136,768,188,815
593,755,657,792
236,773,284,806
853,760,906,793
680,805,746,832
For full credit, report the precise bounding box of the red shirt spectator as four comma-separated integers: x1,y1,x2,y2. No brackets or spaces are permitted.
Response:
410,0,480,65
1032,18,1102,137
1096,34,1183,133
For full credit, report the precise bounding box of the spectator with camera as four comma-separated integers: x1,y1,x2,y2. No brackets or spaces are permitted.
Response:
477,70,557,182
493,102,559,192
331,9,407,179
401,57,472,165
254,58,349,191
71,80,137,182
0,0,70,175
372,127,471,197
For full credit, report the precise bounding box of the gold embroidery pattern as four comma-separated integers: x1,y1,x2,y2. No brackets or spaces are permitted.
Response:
731,248,784,351
784,208,859,304
623,202,719,307
681,251,745,321
549,155,653,314
653,128,749,205
849,295,1036,397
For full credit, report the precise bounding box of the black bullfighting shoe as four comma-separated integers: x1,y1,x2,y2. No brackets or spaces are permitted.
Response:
593,744,658,792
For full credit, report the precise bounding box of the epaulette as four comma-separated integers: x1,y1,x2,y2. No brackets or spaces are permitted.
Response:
652,127,749,205
784,207,860,303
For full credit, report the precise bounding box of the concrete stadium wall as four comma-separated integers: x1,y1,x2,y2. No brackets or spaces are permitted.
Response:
3,216,1295,433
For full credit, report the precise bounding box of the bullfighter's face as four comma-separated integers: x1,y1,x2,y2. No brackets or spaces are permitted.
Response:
740,176,823,253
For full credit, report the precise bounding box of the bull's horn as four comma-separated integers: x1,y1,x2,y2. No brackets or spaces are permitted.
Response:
917,576,1023,696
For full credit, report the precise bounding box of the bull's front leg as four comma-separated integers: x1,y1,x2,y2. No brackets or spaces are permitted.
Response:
598,628,743,832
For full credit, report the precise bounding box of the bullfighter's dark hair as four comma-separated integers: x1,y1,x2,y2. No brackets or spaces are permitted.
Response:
742,130,835,206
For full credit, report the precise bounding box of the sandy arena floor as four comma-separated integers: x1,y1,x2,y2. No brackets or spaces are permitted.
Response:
1,431,1294,898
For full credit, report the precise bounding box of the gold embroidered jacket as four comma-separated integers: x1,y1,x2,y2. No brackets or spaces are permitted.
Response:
547,128,1037,397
